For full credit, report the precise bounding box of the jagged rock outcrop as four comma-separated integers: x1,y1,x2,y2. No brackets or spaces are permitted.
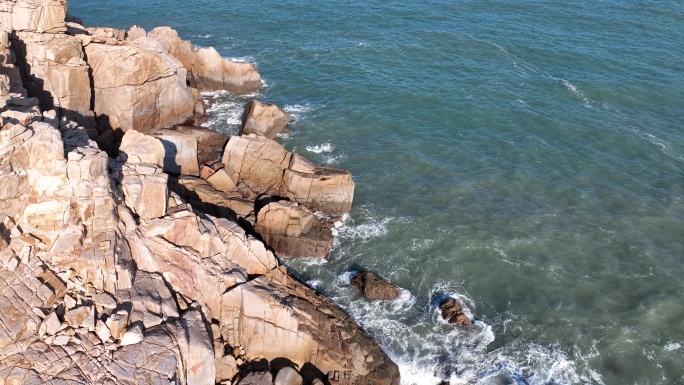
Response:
147,26,262,94
0,3,400,384
223,135,355,213
11,31,94,129
255,200,333,258
241,99,291,139
222,266,400,385
351,272,402,301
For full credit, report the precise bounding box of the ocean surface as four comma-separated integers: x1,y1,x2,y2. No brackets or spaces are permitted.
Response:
70,1,684,384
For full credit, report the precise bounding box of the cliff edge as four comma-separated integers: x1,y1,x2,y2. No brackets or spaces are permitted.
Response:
0,1,400,384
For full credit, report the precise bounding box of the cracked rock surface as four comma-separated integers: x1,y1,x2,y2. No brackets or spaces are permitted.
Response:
1,1,399,384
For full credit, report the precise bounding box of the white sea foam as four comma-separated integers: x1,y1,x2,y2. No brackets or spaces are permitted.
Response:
664,341,681,351
204,99,246,135
333,215,391,243
321,153,345,165
227,56,255,63
195,34,212,38
307,279,322,289
284,104,314,124
306,143,335,153
559,78,594,109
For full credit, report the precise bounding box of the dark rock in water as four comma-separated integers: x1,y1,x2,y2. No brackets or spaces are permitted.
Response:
351,271,401,301
438,298,473,328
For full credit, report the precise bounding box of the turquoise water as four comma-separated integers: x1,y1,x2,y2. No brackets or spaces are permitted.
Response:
70,1,684,384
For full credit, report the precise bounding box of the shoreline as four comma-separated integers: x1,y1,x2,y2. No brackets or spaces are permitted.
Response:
0,1,400,384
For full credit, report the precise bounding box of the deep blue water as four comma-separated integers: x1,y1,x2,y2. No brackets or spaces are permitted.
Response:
70,1,684,384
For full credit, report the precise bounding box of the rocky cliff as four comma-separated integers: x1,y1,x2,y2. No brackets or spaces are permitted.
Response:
0,1,399,384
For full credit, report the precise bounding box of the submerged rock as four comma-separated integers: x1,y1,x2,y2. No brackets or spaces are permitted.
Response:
350,271,402,301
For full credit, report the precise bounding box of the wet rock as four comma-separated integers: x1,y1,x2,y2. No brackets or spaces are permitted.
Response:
438,298,473,328
350,271,402,301
240,100,291,139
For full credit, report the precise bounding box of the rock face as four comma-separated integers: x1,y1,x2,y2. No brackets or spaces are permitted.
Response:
255,200,333,258
85,41,195,134
351,272,402,301
222,267,401,385
438,298,473,328
223,135,355,213
0,3,400,385
241,99,291,139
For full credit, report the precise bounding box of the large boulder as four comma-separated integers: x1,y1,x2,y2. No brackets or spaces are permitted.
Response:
118,129,165,166
154,129,200,176
84,41,196,134
350,271,401,301
255,200,333,258
240,99,290,139
169,125,229,166
222,134,291,198
222,136,354,214
148,26,262,94
221,267,400,385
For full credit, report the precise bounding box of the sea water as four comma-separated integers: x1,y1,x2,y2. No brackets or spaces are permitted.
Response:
69,1,684,384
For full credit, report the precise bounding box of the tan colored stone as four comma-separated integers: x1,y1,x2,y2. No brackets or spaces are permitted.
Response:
106,310,129,340
1,0,67,33
126,25,147,42
121,168,168,220
120,323,143,346
206,167,237,192
275,367,303,385
215,355,238,382
170,175,253,220
283,165,355,214
240,100,291,139
220,267,400,385
221,135,291,196
164,125,229,166
85,42,195,134
119,129,165,166
179,307,216,385
148,26,262,94
255,200,333,258
154,129,200,176
39,311,61,336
